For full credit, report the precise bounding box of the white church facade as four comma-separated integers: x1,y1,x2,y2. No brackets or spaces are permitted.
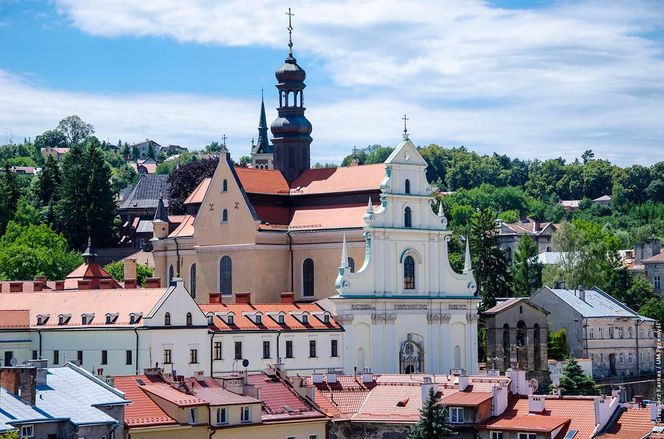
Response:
325,134,480,375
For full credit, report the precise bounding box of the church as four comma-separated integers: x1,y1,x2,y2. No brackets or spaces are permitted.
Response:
150,17,480,374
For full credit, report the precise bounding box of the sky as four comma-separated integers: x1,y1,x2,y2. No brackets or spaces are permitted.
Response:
1,0,664,165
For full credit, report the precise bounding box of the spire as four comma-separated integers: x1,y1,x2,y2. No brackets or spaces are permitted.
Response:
255,91,271,154
402,114,409,141
81,237,97,265
340,233,349,270
437,199,448,229
367,197,373,213
154,193,168,222
286,8,294,56
463,237,472,274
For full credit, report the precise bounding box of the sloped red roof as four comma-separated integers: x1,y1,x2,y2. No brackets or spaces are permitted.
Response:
141,383,208,407
184,178,211,205
599,407,653,439
0,309,30,328
65,263,121,289
245,374,324,422
288,203,371,230
351,385,423,423
290,164,385,195
441,391,493,406
235,168,290,194
168,214,195,238
114,375,178,427
642,252,664,263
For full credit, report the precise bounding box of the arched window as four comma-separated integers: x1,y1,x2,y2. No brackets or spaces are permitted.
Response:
168,265,174,285
454,345,461,368
404,255,415,290
502,324,510,370
220,256,232,296
164,312,171,326
533,323,541,370
189,264,197,299
347,257,355,273
404,206,412,228
278,313,285,324
303,258,314,297
222,209,228,223
186,312,192,326
405,179,411,194
222,179,228,192
516,320,528,369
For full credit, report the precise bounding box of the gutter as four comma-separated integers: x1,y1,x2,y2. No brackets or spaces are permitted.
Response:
38,328,42,359
210,332,216,377
287,231,294,292
133,327,139,375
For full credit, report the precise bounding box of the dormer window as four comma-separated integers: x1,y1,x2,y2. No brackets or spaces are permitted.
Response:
301,313,309,324
105,313,118,324
129,313,142,324
81,313,95,325
323,313,330,324
278,313,285,324
58,314,71,325
206,313,214,325
36,314,49,326
227,314,235,325
255,313,262,325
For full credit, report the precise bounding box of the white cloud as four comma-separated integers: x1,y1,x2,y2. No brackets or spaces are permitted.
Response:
4,0,664,165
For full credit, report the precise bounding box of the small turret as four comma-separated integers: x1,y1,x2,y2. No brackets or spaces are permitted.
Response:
81,237,97,265
152,194,169,240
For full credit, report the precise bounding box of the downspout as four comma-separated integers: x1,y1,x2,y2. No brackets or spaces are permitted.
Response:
276,331,283,365
287,231,294,292
133,327,139,375
38,328,42,359
210,332,216,377
636,319,641,375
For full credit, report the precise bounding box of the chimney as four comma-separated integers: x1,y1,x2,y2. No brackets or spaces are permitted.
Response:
457,375,469,392
507,368,529,396
281,292,295,304
124,258,137,280
595,395,616,430
55,280,65,291
33,281,43,292
146,277,161,288
534,219,542,232
209,292,222,304
492,384,509,416
326,373,338,384
554,281,565,289
651,403,660,422
124,278,138,289
235,292,251,305
9,281,23,292
528,394,546,413
100,279,114,289
578,289,586,301
0,366,37,406
421,375,438,403
77,279,92,290
26,360,48,387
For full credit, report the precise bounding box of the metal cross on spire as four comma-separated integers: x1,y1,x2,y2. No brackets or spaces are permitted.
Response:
221,134,227,146
402,114,409,140
286,8,294,55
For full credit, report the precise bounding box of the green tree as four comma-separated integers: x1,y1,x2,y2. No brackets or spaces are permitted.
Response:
13,196,42,226
147,142,156,159
57,115,95,146
34,129,67,150
131,144,140,161
0,221,82,280
111,164,140,194
85,140,117,247
122,142,130,159
639,298,664,326
37,155,61,206
0,164,21,233
104,261,154,287
553,356,598,396
470,208,512,310
408,387,455,439
0,430,19,439
548,328,569,360
512,235,541,296
55,144,91,249
581,149,595,164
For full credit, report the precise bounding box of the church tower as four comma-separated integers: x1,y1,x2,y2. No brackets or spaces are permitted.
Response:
270,9,312,181
250,92,274,169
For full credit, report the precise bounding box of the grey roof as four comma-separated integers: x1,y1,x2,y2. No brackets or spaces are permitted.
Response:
542,287,651,319
0,388,51,431
35,364,128,426
119,174,170,210
136,219,154,234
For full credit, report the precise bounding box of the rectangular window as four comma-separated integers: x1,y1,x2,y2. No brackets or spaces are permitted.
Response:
655,275,661,290
101,350,108,365
609,327,614,339
126,350,132,365
309,340,317,358
518,434,537,439
189,408,197,424
309,436,318,439
32,350,38,360
619,353,625,364
20,425,34,439
263,341,271,359
234,342,242,360
600,353,604,364
589,328,594,339
450,407,464,423
241,406,251,423
214,342,222,360
164,349,172,364
286,340,294,358
53,350,59,365
491,432,503,439
77,350,83,364
629,353,634,364
331,339,339,357
190,349,198,364
216,407,227,425
599,328,604,338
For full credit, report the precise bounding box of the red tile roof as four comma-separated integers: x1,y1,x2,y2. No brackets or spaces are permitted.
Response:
184,377,261,406
142,383,208,407
288,203,372,230
245,374,325,422
168,214,195,238
289,164,385,195
600,407,653,439
235,168,290,194
65,263,121,289
114,375,177,427
642,252,664,263
200,302,341,332
0,309,30,328
184,178,211,205
441,391,493,407
351,385,423,423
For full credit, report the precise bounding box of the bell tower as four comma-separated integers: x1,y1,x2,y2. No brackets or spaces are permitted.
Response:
270,8,312,182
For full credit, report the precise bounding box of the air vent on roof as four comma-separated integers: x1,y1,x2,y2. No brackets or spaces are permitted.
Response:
136,379,145,386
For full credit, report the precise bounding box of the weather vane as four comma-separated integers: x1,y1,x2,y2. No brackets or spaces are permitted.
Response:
286,8,294,55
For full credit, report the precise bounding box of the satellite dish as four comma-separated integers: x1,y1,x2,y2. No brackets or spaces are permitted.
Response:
9,357,18,366
242,359,249,368
529,378,539,390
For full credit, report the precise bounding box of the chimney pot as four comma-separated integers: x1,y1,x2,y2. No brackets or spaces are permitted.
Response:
281,292,295,304
77,279,92,290
209,292,222,304
124,258,137,280
9,281,23,292
235,292,251,305
100,279,114,289
146,277,161,288
33,281,43,292
124,278,138,289
55,280,65,291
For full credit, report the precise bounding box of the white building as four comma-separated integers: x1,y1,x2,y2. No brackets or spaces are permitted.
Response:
202,292,344,374
0,278,211,377
327,134,480,375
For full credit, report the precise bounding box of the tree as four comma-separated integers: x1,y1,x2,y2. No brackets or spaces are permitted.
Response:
104,261,154,287
512,235,541,297
131,144,140,162
37,155,61,206
0,221,82,280
168,157,219,214
147,142,156,160
111,164,140,194
13,196,42,226
581,149,594,164
639,298,664,325
122,142,130,159
57,115,94,146
548,328,569,360
85,140,117,247
55,144,90,249
0,430,19,439
408,387,455,439
469,208,512,310
34,129,67,150
0,164,21,233
554,356,598,396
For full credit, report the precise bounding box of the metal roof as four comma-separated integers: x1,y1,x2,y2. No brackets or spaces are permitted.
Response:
543,287,649,319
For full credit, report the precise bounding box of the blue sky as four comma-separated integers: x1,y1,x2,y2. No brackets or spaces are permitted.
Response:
1,0,664,165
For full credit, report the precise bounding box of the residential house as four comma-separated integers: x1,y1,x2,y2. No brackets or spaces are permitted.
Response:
202,292,344,375
530,287,656,379
40,146,69,161
131,139,161,160
483,298,550,386
498,219,559,263
559,195,612,212
0,361,128,439
133,158,158,175
10,166,37,175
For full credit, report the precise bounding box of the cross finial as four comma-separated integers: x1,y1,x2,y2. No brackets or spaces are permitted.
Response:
286,8,294,55
402,114,409,140
352,146,358,157
221,134,227,145
261,86,264,101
